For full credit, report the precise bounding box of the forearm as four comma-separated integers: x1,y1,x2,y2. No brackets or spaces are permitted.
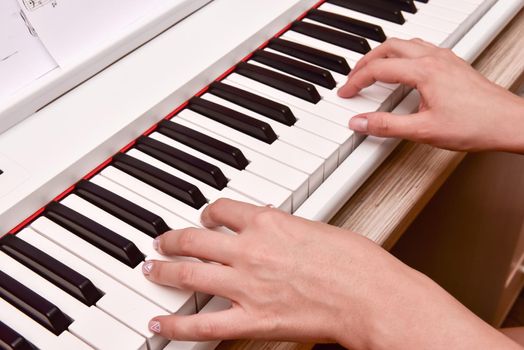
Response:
337,272,523,350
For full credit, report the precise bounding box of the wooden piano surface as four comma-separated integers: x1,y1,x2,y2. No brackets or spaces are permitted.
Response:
218,8,524,350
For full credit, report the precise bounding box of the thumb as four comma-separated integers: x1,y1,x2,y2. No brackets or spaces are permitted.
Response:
349,111,428,139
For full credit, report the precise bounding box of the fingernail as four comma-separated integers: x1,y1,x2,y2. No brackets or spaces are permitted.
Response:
149,320,161,334
153,238,160,252
265,204,275,208
142,260,154,275
349,117,368,132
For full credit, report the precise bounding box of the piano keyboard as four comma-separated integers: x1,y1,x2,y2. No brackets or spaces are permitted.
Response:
0,0,521,349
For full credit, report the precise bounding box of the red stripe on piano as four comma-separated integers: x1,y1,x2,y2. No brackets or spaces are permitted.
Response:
6,0,329,236
83,157,114,180
164,101,189,120
8,208,45,234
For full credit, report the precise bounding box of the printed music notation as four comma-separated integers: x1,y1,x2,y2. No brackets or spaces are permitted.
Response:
22,0,56,11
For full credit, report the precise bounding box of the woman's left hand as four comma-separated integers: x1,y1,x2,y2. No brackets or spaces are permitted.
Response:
142,199,519,350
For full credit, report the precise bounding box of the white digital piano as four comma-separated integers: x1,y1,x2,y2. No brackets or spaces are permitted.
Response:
0,0,523,349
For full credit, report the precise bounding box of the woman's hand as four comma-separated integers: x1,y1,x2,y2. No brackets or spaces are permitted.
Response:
142,199,519,350
338,38,524,153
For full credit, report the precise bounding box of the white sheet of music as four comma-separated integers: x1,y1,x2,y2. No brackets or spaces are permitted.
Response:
0,0,57,104
17,0,177,67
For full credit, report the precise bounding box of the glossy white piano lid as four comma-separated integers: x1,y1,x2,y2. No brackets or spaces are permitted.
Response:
0,0,214,136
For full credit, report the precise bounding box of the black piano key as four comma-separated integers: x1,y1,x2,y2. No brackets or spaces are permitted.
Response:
291,21,371,54
363,0,417,14
75,180,170,239
251,50,337,89
0,320,36,350
236,62,321,103
209,81,297,126
157,120,249,170
112,153,207,209
306,9,387,42
189,97,278,144
0,235,103,306
136,136,228,190
268,38,350,75
388,0,417,13
45,202,145,268
326,0,405,24
0,270,73,336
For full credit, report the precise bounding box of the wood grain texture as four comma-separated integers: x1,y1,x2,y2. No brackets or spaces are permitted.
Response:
221,9,524,350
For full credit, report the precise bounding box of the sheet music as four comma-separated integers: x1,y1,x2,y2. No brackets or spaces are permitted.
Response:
16,0,177,66
0,0,58,104
1,0,188,104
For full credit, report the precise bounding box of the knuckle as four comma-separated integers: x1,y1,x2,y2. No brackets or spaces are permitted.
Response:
175,262,195,289
177,228,198,254
419,55,438,69
412,123,435,143
368,114,390,136
252,208,277,227
384,37,401,47
205,198,232,222
438,47,454,58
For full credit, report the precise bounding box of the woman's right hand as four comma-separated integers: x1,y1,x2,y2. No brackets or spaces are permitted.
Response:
338,38,524,153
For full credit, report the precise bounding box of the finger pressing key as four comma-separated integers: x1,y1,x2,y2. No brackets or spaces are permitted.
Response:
154,227,238,264
142,260,242,297
350,38,437,76
149,307,257,341
200,198,267,232
338,58,423,98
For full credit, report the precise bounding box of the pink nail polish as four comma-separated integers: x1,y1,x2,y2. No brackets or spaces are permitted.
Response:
149,320,161,333
142,261,154,275
153,238,160,252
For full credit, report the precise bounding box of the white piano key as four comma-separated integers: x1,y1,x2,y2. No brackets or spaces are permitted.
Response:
178,109,325,193
0,251,147,350
247,59,387,113
0,297,93,350
201,93,339,176
225,73,358,128
221,80,355,160
429,0,479,14
31,216,197,315
415,3,471,24
18,228,169,350
163,297,231,350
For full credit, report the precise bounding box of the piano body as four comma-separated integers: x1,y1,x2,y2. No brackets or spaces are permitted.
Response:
0,0,523,349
